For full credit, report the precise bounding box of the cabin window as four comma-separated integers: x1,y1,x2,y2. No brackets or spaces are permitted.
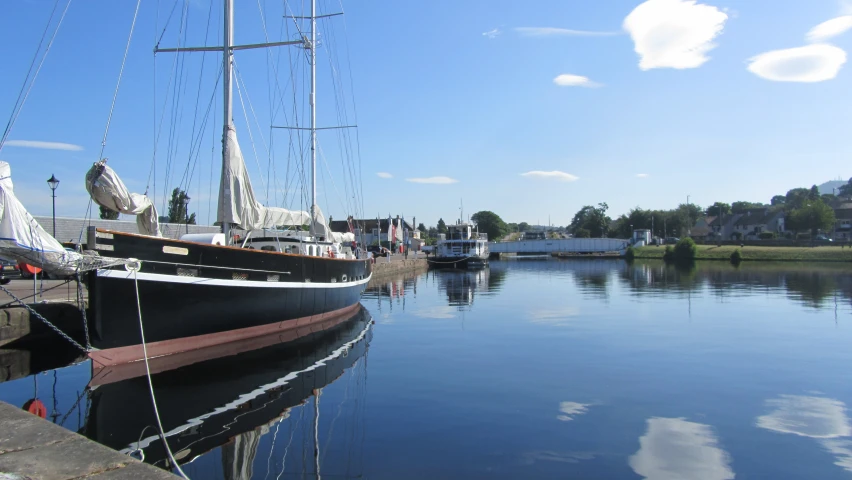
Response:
261,245,277,252
267,274,279,282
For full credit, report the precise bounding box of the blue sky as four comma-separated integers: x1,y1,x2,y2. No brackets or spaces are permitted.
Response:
1,0,851,229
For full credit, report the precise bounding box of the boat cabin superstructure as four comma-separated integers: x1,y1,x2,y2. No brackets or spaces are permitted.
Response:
434,222,489,263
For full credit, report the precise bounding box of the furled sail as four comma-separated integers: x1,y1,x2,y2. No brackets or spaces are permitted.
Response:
85,160,161,237
0,161,83,276
218,128,310,230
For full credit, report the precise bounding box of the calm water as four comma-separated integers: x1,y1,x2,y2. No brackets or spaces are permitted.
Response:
2,259,852,479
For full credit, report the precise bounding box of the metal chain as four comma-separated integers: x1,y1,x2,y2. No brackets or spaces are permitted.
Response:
75,273,92,350
0,284,88,353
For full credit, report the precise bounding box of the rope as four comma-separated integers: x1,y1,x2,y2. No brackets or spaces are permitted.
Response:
98,0,143,160
0,284,87,353
131,263,189,479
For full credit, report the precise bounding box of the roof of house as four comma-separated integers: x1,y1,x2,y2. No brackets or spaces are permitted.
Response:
733,209,779,226
835,208,852,220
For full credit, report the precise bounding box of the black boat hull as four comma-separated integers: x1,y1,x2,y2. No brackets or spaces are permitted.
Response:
427,256,488,269
86,228,371,356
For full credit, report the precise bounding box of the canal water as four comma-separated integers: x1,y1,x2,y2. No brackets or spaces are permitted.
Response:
2,259,852,479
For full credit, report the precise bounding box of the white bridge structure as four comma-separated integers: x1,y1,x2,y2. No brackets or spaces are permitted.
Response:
489,238,630,256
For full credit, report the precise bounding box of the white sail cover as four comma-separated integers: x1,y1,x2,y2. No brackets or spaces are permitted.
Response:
0,161,83,276
85,160,161,237
218,128,311,230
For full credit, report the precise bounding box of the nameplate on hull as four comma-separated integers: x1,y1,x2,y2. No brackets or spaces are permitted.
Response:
163,246,189,255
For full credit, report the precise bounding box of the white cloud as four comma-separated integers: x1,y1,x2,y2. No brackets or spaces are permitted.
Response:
514,27,619,37
4,140,83,151
808,16,852,42
624,0,728,70
520,170,579,182
376,172,393,179
636,173,650,178
483,28,501,39
629,417,735,480
553,74,602,88
557,401,591,421
756,395,851,439
405,176,458,184
757,395,852,473
747,44,847,83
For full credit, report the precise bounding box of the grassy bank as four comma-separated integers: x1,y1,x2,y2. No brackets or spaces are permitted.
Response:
634,245,852,262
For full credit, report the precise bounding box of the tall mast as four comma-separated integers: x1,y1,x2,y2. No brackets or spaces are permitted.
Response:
222,0,234,242
310,0,318,234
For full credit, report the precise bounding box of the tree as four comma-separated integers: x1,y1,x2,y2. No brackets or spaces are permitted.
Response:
470,210,508,241
731,201,764,214
809,185,820,201
167,188,196,224
705,202,732,216
518,222,530,232
676,203,702,228
427,227,438,238
785,188,811,210
839,178,852,197
787,199,836,236
99,205,119,220
417,223,427,233
574,228,591,238
437,218,447,234
569,203,610,238
770,195,786,206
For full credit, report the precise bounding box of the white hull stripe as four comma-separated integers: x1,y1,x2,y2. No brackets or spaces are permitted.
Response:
97,269,372,289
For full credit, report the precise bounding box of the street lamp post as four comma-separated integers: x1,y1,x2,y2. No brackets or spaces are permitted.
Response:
182,195,190,234
46,174,59,237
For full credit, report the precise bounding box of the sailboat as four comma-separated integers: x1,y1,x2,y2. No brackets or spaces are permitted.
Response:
5,0,371,365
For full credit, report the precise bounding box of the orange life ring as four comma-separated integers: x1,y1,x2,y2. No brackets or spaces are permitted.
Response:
23,399,47,418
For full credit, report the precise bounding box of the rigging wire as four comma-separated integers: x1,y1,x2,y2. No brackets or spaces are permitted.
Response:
97,0,143,161
0,0,72,154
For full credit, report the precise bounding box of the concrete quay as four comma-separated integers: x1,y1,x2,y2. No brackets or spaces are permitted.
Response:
370,253,428,279
0,279,86,348
0,401,177,479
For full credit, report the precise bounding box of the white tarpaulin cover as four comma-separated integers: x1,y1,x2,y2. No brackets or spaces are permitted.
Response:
0,161,83,275
218,128,312,231
85,160,161,237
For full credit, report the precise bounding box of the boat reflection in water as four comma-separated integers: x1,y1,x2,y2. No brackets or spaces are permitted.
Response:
438,268,490,309
84,305,372,477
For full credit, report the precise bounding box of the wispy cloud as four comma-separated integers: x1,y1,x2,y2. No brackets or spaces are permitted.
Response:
558,401,592,421
807,16,852,42
405,176,458,184
4,140,83,151
482,28,501,39
747,44,847,82
376,172,393,179
514,27,619,37
521,170,579,182
553,74,602,88
636,173,650,178
624,0,728,70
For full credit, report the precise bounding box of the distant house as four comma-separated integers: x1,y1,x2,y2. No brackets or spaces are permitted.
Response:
732,208,785,239
329,216,414,247
833,206,852,241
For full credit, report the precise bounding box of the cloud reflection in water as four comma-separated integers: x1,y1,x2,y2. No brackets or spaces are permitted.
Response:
629,417,734,480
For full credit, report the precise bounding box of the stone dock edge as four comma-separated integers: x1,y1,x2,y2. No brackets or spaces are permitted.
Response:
370,258,427,279
0,400,177,479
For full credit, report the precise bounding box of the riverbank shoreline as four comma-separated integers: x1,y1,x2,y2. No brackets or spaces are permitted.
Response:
634,245,852,262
